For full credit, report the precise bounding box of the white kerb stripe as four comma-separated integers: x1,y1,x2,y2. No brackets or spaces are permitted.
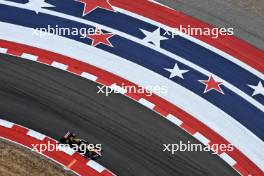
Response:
81,72,98,81
193,132,210,145
0,119,14,128
109,84,127,94
51,61,68,70
166,114,183,126
138,98,155,109
87,160,105,173
21,53,38,61
27,130,46,141
58,144,75,156
0,47,7,53
219,152,237,166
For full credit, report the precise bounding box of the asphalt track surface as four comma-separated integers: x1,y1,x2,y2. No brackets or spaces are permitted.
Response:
0,54,239,176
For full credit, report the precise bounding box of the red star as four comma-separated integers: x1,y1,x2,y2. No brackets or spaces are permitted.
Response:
199,76,224,94
86,29,114,47
76,0,115,16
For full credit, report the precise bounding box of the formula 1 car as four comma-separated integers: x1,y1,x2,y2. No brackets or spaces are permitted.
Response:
60,131,102,160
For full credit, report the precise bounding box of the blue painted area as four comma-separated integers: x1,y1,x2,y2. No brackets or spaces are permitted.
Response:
0,3,263,139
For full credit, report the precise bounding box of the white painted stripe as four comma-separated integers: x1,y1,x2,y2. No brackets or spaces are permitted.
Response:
0,119,14,128
220,152,237,166
51,61,68,70
166,114,183,126
109,84,127,94
138,98,155,109
27,130,46,141
193,132,210,145
21,53,38,61
87,160,105,173
0,47,7,53
0,0,262,112
58,144,75,156
147,0,174,9
81,72,98,81
114,7,264,79
1,23,263,170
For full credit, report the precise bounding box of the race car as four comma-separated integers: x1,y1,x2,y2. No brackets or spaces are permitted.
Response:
59,131,102,160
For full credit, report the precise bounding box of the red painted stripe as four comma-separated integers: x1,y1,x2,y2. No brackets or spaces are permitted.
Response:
96,78,113,86
234,164,250,176
37,57,53,65
6,49,23,56
125,92,141,101
0,40,262,175
109,0,264,73
153,106,169,117
67,66,83,75
180,123,196,135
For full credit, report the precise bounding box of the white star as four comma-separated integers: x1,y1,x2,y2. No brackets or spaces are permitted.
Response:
25,0,55,14
140,28,168,47
165,63,189,79
248,81,264,96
